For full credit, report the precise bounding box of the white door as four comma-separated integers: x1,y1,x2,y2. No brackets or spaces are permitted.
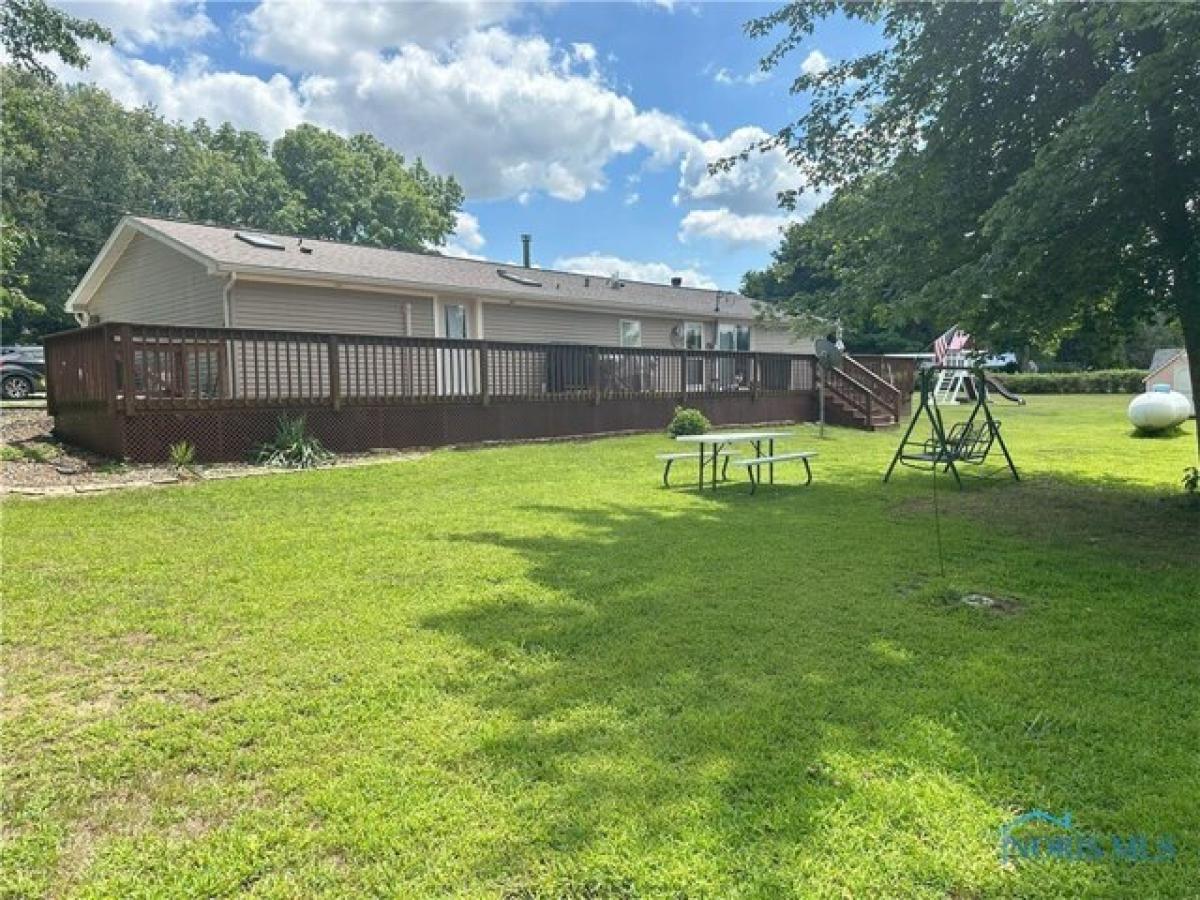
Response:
684,322,705,390
438,302,477,396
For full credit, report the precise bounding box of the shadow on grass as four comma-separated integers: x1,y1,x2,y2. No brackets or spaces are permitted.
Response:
419,477,1197,895
1127,424,1195,441
887,468,1200,568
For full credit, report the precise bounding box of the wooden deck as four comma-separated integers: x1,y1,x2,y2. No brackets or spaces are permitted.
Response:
44,323,905,461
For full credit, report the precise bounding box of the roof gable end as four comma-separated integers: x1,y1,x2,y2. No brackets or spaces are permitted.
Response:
66,217,219,315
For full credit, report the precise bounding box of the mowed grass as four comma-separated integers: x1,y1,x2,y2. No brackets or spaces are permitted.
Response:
2,395,1197,898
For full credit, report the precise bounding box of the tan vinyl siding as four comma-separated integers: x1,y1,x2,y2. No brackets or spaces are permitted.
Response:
409,298,435,337
483,303,681,347
229,284,434,398
753,324,813,355
231,281,433,336
88,233,223,326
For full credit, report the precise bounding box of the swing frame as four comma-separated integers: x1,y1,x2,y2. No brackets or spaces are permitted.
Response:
883,365,1019,488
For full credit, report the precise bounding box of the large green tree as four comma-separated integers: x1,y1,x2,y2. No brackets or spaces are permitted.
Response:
734,2,1199,454
0,0,112,332
274,126,462,249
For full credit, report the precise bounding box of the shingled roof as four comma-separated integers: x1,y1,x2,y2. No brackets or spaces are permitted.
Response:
1147,348,1184,375
108,217,762,320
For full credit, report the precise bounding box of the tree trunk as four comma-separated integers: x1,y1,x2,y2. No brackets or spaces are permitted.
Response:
1146,82,1199,461
1178,276,1200,463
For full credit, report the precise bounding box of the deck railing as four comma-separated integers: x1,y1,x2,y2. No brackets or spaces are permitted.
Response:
840,355,903,421
45,323,819,415
850,354,919,398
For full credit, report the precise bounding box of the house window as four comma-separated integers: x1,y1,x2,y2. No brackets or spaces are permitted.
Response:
716,323,751,390
683,321,703,350
443,303,467,339
619,319,642,348
717,323,751,352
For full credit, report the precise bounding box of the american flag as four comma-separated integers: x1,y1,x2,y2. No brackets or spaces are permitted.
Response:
933,325,971,364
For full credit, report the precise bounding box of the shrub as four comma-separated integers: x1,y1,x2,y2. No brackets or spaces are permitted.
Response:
255,415,333,469
1184,467,1199,498
168,441,197,470
667,406,711,437
993,369,1146,395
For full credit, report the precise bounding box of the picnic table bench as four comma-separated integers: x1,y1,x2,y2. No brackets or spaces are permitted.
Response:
728,451,816,494
667,431,817,493
655,450,737,487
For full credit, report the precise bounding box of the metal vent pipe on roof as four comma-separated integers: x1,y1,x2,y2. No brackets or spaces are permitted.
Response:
521,233,531,268
670,276,682,287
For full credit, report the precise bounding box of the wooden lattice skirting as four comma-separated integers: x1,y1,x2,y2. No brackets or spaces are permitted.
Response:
53,395,818,463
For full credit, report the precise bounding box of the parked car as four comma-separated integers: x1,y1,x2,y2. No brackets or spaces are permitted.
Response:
979,351,1018,370
1,346,46,399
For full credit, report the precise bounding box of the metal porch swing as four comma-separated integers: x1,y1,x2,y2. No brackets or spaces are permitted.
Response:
883,365,1020,489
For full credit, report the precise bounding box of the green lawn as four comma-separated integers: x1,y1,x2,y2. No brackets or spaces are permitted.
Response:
3,395,1197,898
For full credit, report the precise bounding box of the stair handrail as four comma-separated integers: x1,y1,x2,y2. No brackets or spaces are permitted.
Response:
841,354,901,420
823,364,875,421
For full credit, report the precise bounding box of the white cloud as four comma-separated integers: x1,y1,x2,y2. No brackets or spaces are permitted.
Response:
571,42,597,64
440,244,488,261
64,0,215,50
241,0,516,70
440,211,488,258
63,24,695,204
712,67,769,87
678,208,794,247
452,211,486,250
553,253,717,290
675,125,815,217
59,5,818,229
71,45,305,135
299,29,696,201
801,50,830,76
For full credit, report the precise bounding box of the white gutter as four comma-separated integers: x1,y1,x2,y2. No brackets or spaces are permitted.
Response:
221,271,237,327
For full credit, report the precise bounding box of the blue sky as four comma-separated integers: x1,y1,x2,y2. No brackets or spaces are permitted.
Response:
60,1,880,290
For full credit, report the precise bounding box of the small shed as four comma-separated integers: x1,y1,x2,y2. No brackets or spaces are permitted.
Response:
1144,349,1193,414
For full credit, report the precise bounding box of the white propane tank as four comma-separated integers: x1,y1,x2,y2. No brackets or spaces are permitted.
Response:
1128,384,1190,432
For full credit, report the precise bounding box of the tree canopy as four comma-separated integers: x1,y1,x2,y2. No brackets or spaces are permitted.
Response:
0,0,111,83
736,2,1199,451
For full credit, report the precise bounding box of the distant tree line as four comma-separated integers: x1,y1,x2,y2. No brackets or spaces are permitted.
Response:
1,1,464,340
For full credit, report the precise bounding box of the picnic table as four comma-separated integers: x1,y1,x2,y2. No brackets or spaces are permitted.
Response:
671,431,793,492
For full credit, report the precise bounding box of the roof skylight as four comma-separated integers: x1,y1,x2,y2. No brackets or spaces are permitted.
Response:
496,268,542,287
235,231,285,250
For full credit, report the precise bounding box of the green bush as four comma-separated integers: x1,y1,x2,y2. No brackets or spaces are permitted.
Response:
667,407,711,437
994,369,1146,395
255,415,333,469
168,441,196,469
1184,467,1199,497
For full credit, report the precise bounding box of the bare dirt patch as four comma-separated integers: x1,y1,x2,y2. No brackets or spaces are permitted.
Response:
958,592,1022,614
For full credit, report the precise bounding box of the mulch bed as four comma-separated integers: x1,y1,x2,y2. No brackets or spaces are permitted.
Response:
1,407,423,497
